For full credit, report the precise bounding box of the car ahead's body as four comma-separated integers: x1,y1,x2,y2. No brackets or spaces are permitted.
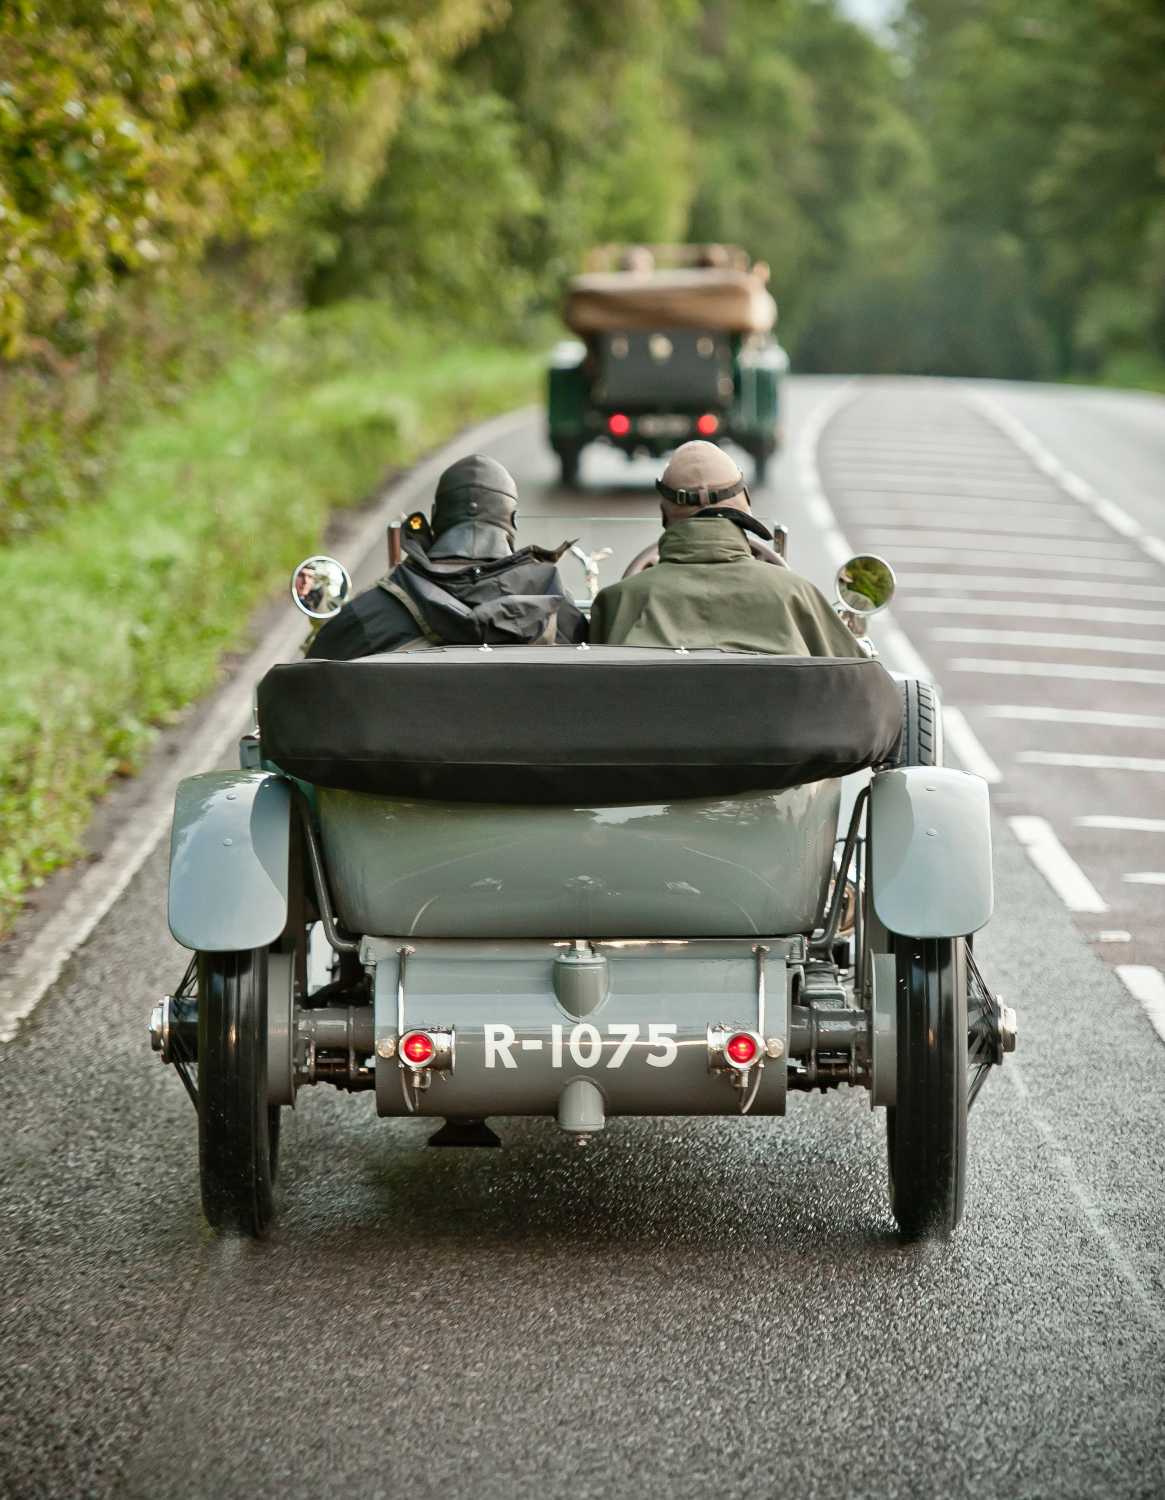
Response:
548,245,788,485
158,641,1012,1241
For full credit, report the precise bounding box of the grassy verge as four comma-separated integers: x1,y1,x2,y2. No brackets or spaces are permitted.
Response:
0,299,539,934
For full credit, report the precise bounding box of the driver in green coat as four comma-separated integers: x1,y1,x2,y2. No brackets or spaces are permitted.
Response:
588,441,860,657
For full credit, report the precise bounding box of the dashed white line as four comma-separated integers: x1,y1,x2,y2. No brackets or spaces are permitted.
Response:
856,510,1105,537
988,706,1165,730
941,707,1002,784
950,659,1165,685
897,573,1165,602
1076,816,1165,833
1008,816,1109,913
902,599,1165,626
932,627,1165,657
1017,751,1165,774
880,548,1153,576
1115,965,1165,1046
970,392,1165,573
1122,872,1165,885
864,529,1135,560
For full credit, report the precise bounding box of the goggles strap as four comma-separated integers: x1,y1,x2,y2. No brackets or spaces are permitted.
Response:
655,474,748,506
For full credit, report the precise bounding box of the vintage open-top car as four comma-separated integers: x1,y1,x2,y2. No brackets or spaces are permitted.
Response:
547,243,788,485
153,549,1014,1240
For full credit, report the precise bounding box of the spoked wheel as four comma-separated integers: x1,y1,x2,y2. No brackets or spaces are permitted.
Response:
886,934,968,1240
198,948,280,1236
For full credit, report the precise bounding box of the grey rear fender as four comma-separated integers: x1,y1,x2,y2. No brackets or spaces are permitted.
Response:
869,767,993,939
168,771,293,952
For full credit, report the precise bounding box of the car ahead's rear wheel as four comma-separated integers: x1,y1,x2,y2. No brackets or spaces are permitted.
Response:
198,948,280,1237
555,442,581,487
887,935,969,1239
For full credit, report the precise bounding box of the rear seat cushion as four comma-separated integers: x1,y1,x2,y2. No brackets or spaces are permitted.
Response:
258,645,903,803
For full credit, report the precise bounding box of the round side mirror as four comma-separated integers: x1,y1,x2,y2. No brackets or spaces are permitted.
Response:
291,555,352,619
835,554,896,616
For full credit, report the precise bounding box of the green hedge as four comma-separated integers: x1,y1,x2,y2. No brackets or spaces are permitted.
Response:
0,300,537,932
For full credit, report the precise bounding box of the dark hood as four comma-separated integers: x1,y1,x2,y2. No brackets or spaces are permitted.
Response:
429,454,519,560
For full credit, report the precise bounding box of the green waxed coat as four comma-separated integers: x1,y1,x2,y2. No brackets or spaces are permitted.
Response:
589,517,863,657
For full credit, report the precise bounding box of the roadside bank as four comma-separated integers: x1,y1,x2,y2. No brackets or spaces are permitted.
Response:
0,300,539,934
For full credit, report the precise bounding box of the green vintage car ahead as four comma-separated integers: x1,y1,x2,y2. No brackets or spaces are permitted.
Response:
547,243,789,486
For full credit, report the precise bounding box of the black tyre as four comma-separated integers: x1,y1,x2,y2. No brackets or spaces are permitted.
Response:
752,447,770,486
556,443,581,487
891,678,942,767
198,948,279,1236
887,935,968,1239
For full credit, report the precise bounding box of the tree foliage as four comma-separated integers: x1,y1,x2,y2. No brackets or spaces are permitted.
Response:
3,0,1164,541
0,0,502,354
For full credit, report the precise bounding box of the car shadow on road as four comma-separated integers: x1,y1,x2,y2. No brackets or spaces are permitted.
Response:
264,1101,920,1265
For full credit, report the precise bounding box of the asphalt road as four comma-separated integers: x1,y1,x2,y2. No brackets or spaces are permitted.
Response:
3,377,1164,1500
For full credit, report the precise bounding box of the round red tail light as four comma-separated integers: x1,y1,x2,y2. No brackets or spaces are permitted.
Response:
696,412,720,436
401,1031,435,1066
726,1031,759,1066
608,412,631,437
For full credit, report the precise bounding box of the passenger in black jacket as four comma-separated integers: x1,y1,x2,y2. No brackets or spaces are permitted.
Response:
307,455,585,659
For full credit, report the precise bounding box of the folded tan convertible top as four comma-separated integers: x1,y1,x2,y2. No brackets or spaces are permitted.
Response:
564,269,778,335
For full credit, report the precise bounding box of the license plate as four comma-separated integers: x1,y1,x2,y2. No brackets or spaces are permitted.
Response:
483,1022,679,1069
637,414,691,438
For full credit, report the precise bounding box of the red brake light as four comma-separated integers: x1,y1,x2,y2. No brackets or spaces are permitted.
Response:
401,1031,435,1066
608,412,631,437
726,1032,759,1066
696,413,720,436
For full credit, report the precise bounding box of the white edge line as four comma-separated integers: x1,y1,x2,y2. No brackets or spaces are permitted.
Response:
942,707,1002,784
1008,815,1109,914
798,384,1002,786
0,405,540,1045
1115,965,1165,1047
968,391,1165,571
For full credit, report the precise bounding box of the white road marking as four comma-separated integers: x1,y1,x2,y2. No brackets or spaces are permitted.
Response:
1077,815,1165,832
1094,931,1133,943
855,509,1103,537
897,573,1165,602
989,705,1165,730
863,529,1135,559
941,707,1002,783
879,548,1153,576
902,598,1165,626
1124,872,1165,884
1115,965,1165,1047
1005,1062,1165,1333
796,381,861,568
970,392,1165,573
1017,751,1165,774
875,617,932,680
950,659,1165,685
801,388,1006,786
932,627,1165,657
0,404,541,1046
1008,816,1109,913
